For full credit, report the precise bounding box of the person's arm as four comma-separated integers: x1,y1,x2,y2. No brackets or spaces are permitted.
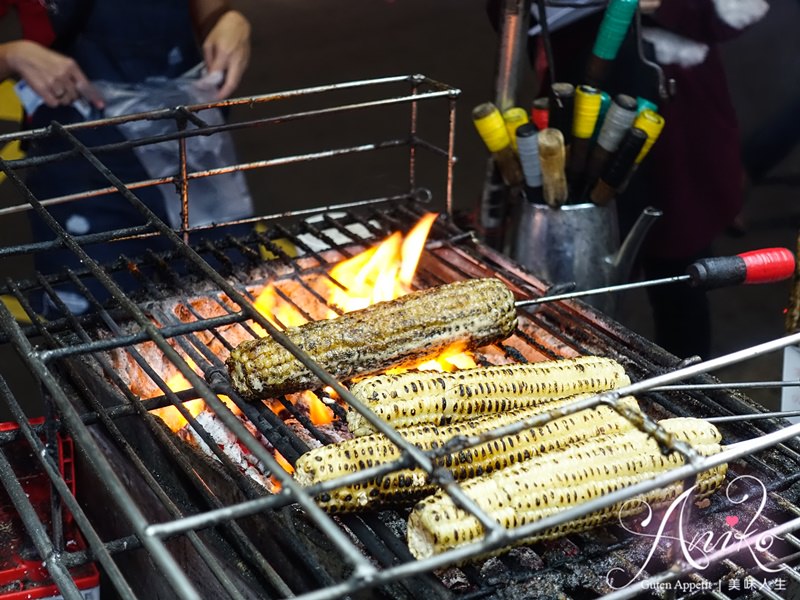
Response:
190,0,251,99
0,40,102,108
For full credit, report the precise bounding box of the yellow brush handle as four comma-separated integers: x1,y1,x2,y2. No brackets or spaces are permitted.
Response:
502,107,529,152
633,109,666,163
572,85,603,140
473,102,512,153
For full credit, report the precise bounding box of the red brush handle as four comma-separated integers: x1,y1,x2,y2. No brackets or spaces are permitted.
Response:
687,248,795,289
740,247,796,284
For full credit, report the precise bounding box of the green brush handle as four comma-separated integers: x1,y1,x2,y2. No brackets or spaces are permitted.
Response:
592,0,638,60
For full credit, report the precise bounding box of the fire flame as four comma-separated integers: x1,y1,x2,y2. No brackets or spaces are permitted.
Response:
250,211,439,333
149,363,242,432
328,212,436,311
151,212,475,437
305,392,334,426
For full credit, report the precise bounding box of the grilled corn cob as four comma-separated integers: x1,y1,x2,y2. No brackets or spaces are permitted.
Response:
347,355,629,436
407,417,727,560
294,396,640,513
227,278,517,400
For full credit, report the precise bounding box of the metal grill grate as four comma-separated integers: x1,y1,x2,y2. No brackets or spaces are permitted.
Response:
0,76,798,600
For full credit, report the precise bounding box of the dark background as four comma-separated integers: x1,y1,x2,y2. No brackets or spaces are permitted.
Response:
1,0,800,415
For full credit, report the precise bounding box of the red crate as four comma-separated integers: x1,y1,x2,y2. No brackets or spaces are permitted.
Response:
0,419,100,600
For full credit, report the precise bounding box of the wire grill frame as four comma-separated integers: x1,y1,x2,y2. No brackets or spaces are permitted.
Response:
0,75,797,600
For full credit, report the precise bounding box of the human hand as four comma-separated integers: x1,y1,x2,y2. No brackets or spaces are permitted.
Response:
639,0,662,14
4,40,104,109
202,10,251,99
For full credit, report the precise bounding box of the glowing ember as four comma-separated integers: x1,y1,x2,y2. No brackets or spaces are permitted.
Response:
273,450,294,475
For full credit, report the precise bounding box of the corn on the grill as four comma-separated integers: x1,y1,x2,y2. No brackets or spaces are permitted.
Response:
226,278,517,400
293,396,640,513
347,355,629,436
407,417,727,560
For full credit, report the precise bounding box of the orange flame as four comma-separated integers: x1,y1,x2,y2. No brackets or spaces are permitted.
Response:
305,391,334,426
326,212,438,312
274,450,294,475
149,363,242,432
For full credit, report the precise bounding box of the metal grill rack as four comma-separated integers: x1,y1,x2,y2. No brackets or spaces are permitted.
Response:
0,75,798,600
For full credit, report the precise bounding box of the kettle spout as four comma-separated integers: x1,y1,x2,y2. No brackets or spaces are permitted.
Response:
609,206,662,285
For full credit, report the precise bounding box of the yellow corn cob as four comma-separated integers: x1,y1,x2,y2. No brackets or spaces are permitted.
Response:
347,355,630,436
407,417,727,560
294,396,640,513
227,278,517,400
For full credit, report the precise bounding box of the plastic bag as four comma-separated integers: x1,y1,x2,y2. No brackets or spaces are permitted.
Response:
93,66,253,229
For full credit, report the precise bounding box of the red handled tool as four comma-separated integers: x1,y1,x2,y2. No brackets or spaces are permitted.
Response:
515,248,796,308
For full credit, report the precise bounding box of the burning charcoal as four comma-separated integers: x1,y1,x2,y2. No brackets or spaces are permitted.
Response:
310,422,350,445
489,580,568,600
376,510,408,540
171,299,250,362
575,528,618,550
434,567,471,592
506,547,545,571
479,556,510,584
538,538,582,566
563,561,617,597
109,339,180,399
251,279,335,324
178,409,277,493
517,321,581,360
283,418,325,450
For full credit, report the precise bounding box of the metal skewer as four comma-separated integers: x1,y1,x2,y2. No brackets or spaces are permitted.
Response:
513,247,795,309
645,379,800,423
510,248,798,425
706,409,800,424
515,275,686,307
652,379,800,392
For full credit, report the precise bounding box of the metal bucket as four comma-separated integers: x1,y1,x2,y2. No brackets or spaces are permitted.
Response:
511,201,660,315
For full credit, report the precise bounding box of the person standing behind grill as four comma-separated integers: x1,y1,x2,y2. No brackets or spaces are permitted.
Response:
0,0,253,315
619,0,768,360
502,0,768,360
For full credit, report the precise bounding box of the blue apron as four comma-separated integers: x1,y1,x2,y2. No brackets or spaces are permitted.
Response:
24,1,247,313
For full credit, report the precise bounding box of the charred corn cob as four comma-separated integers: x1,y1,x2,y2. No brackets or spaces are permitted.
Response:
347,355,629,436
294,396,640,513
227,278,517,400
407,417,727,560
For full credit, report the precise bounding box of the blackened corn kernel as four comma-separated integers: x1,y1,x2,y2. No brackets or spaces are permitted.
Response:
407,417,726,560
293,397,640,512
227,278,518,399
347,355,630,436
